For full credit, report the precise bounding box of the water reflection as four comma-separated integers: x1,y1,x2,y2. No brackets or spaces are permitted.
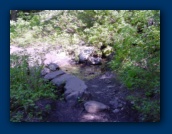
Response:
61,64,104,81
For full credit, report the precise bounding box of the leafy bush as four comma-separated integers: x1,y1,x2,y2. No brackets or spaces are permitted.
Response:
127,95,160,122
10,10,160,122
110,10,160,121
10,54,57,122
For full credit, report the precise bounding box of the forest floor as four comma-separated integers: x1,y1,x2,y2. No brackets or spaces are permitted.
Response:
46,72,139,122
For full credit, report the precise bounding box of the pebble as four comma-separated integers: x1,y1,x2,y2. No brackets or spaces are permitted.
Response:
113,109,120,113
105,79,111,84
118,103,123,108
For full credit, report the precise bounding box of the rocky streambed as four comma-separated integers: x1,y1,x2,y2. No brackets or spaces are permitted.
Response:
10,44,139,122
42,63,139,122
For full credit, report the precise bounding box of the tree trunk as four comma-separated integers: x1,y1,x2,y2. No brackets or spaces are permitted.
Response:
10,10,18,21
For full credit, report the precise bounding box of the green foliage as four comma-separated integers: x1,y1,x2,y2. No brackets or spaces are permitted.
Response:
10,10,160,122
110,10,160,121
127,95,160,122
10,54,57,122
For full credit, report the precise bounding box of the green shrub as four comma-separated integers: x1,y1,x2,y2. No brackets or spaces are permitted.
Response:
10,10,160,122
127,96,160,122
10,54,57,122
110,10,160,121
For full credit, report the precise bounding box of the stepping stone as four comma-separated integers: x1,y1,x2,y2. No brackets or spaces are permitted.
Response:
51,74,75,87
84,100,109,113
41,68,50,76
44,70,89,106
51,73,89,105
44,70,65,81
64,77,88,103
47,63,59,71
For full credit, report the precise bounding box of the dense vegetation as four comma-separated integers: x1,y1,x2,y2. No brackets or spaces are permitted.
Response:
10,54,58,122
10,10,160,122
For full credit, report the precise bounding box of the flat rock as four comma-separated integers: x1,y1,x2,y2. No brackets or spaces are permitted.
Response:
51,73,89,105
41,68,50,76
44,70,65,81
51,74,75,87
64,77,88,103
47,63,59,71
84,101,109,113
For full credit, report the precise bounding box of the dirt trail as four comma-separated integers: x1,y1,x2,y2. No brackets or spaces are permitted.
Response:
10,45,139,122
46,72,139,122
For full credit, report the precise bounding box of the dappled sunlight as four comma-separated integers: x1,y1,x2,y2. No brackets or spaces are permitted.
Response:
80,113,108,122
10,10,160,122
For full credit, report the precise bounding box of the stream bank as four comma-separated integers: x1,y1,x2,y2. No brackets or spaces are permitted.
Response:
10,45,139,122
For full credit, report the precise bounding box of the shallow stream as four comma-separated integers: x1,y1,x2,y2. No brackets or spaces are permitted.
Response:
60,61,107,81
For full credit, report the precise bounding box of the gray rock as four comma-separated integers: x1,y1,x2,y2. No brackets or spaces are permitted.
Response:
118,103,123,108
51,74,75,87
44,70,65,81
64,77,88,103
88,57,102,65
79,53,88,63
121,107,124,111
79,47,94,63
109,100,119,109
41,68,50,76
51,73,88,105
78,47,102,65
113,109,120,113
84,101,109,113
47,63,59,71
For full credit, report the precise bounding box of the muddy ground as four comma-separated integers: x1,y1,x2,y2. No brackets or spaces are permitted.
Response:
10,45,139,122
44,72,139,122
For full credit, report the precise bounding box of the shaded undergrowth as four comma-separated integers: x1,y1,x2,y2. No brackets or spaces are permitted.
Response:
10,54,58,122
10,10,160,122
